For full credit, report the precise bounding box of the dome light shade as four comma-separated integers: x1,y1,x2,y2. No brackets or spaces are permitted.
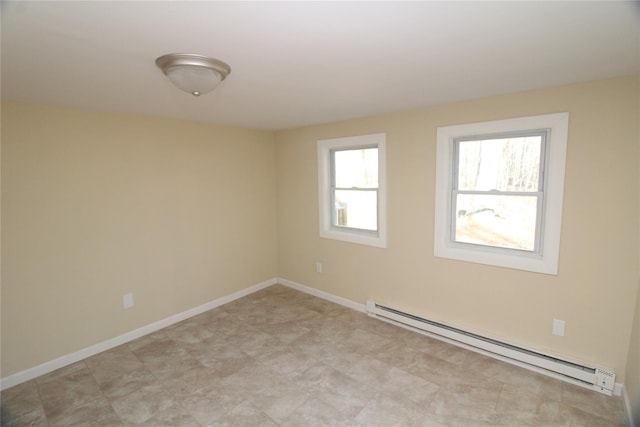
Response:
156,53,231,96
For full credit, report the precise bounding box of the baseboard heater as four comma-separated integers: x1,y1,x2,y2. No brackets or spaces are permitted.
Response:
365,300,616,396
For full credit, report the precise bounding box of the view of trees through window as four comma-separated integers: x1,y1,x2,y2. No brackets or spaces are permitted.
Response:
332,147,378,231
454,134,544,251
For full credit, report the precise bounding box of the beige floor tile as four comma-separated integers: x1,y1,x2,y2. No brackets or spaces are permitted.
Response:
131,333,186,356
429,382,503,419
2,284,629,426
85,344,145,385
38,361,88,380
293,363,374,418
108,382,175,424
223,362,311,421
374,339,427,367
393,328,446,352
246,380,310,423
163,317,217,345
36,364,104,421
0,406,48,427
356,391,443,427
560,382,628,425
538,400,629,427
47,396,121,427
435,411,540,427
281,396,360,427
335,354,394,387
126,330,170,352
427,339,473,366
495,383,552,415
144,355,207,385
255,318,312,344
295,294,347,315
358,316,413,341
227,325,281,356
159,366,222,401
253,345,319,377
405,350,475,388
186,339,254,377
380,366,440,407
215,400,280,427
0,381,44,424
341,328,393,354
136,402,200,427
463,351,564,400
177,385,244,426
289,329,344,360
197,305,231,324
97,366,159,400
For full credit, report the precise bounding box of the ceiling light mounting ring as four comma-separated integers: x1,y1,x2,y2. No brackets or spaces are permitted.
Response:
156,53,231,97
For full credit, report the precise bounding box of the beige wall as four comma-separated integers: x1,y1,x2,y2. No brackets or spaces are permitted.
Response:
626,284,640,423
276,76,639,378
628,80,640,422
2,75,639,395
1,102,277,376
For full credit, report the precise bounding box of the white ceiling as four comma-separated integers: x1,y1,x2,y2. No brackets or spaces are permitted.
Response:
2,1,639,131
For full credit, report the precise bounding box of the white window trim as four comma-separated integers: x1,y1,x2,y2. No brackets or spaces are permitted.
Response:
318,133,387,248
434,113,569,274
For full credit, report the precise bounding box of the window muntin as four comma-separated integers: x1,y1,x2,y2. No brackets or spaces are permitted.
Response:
452,132,546,252
318,133,386,248
434,113,569,275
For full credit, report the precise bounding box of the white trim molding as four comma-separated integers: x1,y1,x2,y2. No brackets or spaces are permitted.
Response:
434,113,569,274
622,384,635,427
2,276,626,408
0,278,277,390
277,277,366,313
279,278,626,399
317,133,387,248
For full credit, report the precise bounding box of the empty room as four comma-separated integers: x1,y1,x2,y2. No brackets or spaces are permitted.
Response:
1,2,639,426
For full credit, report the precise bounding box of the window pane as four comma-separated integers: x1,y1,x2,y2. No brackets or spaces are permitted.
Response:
457,136,542,192
334,148,378,188
334,189,377,230
455,194,538,251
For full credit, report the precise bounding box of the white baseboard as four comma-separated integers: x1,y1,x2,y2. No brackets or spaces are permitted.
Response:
277,277,365,313
278,279,633,404
0,278,277,391
622,384,635,427
3,276,630,416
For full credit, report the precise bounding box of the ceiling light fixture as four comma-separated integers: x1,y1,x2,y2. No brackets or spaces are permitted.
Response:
155,53,231,97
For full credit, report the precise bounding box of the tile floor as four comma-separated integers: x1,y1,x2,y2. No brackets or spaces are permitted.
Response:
1,284,629,426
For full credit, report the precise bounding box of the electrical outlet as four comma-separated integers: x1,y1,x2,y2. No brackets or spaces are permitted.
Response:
316,262,323,273
552,319,565,336
123,293,134,309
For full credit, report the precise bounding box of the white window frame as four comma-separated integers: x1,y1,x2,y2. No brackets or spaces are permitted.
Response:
434,113,569,274
318,133,387,248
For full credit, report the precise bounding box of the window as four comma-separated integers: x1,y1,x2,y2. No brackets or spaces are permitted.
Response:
318,133,386,248
434,113,569,274
454,131,545,252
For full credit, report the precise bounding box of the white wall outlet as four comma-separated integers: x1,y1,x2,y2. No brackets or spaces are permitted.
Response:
315,262,323,273
552,319,565,336
123,293,134,309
